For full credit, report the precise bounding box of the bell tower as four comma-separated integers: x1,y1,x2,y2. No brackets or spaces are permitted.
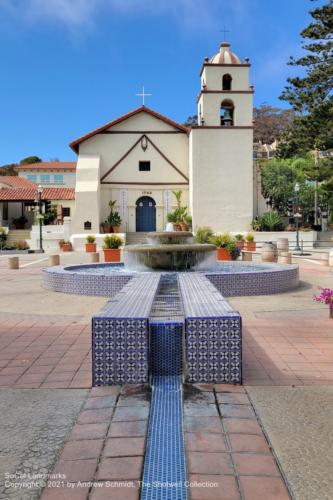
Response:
189,41,254,232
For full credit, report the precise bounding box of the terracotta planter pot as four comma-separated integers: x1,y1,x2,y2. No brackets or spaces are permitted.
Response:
62,243,71,252
173,224,181,231
245,241,256,251
236,241,245,250
112,226,120,234
103,224,112,233
216,247,232,261
180,223,189,232
103,248,121,262
85,243,96,253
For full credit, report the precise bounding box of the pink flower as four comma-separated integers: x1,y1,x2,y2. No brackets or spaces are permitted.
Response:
313,287,333,308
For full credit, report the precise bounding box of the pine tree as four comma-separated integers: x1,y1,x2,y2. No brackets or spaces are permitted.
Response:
279,0,333,152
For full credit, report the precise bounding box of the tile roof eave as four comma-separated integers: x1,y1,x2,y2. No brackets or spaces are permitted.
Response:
69,105,189,153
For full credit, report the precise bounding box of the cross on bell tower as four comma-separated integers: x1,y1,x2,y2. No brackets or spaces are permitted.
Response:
220,26,230,41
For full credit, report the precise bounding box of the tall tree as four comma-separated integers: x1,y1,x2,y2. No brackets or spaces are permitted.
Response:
183,115,198,127
0,164,18,176
19,156,42,165
279,0,333,152
253,104,295,144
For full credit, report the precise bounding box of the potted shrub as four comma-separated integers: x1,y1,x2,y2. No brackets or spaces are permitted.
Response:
12,216,28,230
210,233,236,261
245,234,256,251
102,220,112,233
184,215,192,231
110,211,122,233
103,235,123,262
179,208,189,231
167,211,180,231
85,235,96,252
172,190,188,231
62,241,72,252
58,239,65,250
195,227,214,243
102,199,117,233
235,233,245,250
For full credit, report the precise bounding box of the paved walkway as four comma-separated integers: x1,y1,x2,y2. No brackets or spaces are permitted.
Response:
247,385,333,500
0,254,332,499
39,383,290,500
0,388,88,500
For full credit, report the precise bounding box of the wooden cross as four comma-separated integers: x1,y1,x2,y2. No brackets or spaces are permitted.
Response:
136,86,152,106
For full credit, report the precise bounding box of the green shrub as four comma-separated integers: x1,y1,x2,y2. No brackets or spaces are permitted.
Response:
103,235,123,249
167,211,177,223
195,227,214,243
261,211,283,231
210,232,234,248
184,215,192,228
235,233,244,241
86,235,96,243
245,233,255,242
108,211,122,226
210,232,240,260
251,216,262,232
251,211,283,231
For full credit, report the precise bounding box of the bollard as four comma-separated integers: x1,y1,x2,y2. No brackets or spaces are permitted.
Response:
90,252,100,263
242,251,252,262
277,238,289,256
49,254,60,266
279,251,292,264
262,242,278,263
8,257,19,269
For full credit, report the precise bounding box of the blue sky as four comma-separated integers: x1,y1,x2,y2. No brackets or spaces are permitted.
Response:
0,0,324,164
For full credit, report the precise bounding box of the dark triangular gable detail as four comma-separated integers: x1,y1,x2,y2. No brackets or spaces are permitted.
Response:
100,134,189,183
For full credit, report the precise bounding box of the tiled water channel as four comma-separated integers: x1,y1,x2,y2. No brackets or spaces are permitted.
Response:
92,272,243,499
141,274,187,499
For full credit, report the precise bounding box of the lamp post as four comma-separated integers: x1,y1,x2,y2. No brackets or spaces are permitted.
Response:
36,185,44,253
293,182,302,254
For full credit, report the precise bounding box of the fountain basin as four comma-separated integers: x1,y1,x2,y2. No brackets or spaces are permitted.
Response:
124,243,216,271
43,261,299,297
146,231,194,245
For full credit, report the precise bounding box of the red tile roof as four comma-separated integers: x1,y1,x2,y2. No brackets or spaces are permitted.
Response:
17,162,76,171
0,176,36,188
0,187,75,201
69,105,188,153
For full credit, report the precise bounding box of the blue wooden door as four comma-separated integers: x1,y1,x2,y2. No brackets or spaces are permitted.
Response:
136,196,156,232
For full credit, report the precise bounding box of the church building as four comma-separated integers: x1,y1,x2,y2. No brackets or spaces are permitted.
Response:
70,41,254,235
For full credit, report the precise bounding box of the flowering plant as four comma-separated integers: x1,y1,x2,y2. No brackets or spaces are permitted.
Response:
313,287,333,318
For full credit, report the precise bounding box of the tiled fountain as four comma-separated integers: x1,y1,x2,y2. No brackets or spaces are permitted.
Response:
43,231,299,499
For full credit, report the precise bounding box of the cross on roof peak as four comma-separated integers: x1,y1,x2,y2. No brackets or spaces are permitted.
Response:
136,86,152,106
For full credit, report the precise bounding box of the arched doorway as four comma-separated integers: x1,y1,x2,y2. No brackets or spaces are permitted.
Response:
136,196,156,232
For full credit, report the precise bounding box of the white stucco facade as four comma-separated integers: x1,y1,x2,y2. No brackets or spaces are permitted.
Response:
70,41,254,235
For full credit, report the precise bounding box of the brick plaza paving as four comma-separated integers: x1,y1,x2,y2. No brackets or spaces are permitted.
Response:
0,253,332,499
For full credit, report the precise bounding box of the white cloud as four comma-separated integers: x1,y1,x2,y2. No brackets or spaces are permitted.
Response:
0,0,241,34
